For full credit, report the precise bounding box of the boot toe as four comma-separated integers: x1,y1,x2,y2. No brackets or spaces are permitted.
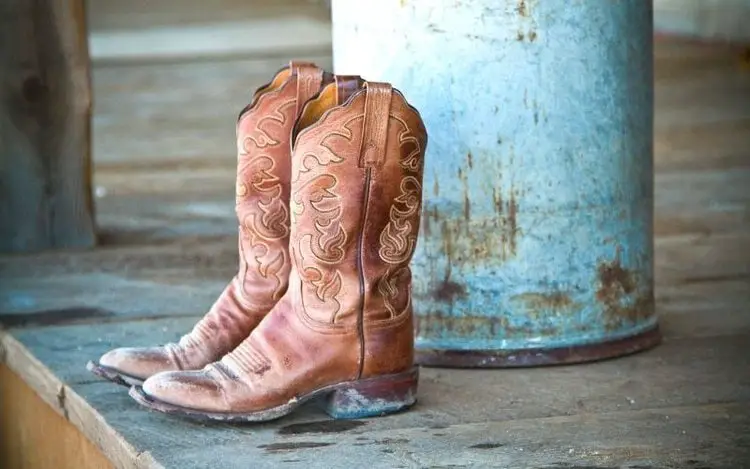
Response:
98,347,175,380
141,369,228,412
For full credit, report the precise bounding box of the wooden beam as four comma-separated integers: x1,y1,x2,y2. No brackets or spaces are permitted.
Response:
0,0,95,253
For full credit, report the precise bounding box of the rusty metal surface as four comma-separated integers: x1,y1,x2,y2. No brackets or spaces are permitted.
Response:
332,0,657,366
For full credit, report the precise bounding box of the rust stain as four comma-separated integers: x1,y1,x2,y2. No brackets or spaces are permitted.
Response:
596,248,655,329
517,0,528,17
511,291,580,322
422,203,439,238
441,220,453,278
516,31,525,42
492,188,503,216
507,191,518,256
513,291,573,312
466,151,473,169
415,312,558,340
433,217,500,264
528,30,537,42
495,186,519,260
458,166,471,222
433,279,467,303
433,177,439,196
597,250,636,300
420,185,520,269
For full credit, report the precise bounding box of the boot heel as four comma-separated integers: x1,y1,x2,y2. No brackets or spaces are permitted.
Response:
320,366,419,419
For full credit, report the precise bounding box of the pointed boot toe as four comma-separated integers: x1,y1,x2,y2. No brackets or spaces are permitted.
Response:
90,346,175,386
135,368,235,417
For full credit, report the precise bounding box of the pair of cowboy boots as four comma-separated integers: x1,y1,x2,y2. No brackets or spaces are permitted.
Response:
87,61,427,422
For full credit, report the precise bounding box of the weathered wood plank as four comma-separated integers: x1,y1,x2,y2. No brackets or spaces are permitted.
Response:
86,0,333,65
6,317,200,385
0,273,228,321
655,168,750,236
655,0,750,42
655,232,750,285
0,332,163,469
88,0,325,31
654,118,750,172
0,365,114,469
31,379,750,469
44,379,750,469
0,0,95,252
9,318,750,421
5,319,750,468
657,279,750,338
89,18,332,64
90,56,332,168
654,35,746,59
156,403,749,469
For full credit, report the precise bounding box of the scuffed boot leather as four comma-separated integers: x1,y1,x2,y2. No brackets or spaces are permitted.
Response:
131,79,427,421
87,62,336,386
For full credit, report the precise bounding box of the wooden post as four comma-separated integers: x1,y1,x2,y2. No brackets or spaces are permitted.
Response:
0,0,95,253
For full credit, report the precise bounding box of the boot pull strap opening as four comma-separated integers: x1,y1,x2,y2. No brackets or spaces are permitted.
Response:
360,82,393,168
293,63,324,118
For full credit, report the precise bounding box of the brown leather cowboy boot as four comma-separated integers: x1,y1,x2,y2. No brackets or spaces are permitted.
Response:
86,61,337,386
130,80,427,421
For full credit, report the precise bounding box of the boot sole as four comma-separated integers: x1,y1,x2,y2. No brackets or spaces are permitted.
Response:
86,360,145,387
128,366,419,423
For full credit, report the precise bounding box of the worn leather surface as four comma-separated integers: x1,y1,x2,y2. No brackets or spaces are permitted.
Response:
97,62,334,380
141,81,428,413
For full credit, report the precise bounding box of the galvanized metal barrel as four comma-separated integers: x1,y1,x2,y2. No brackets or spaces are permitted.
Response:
332,0,660,367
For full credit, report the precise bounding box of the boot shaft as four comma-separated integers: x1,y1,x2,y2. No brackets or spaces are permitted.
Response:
235,62,334,306
289,82,427,363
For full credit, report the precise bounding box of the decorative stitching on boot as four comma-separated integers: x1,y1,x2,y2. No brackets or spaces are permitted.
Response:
236,97,295,301
292,118,362,324
377,115,424,318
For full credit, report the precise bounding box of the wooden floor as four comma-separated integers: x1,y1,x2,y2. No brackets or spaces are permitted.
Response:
1,2,749,468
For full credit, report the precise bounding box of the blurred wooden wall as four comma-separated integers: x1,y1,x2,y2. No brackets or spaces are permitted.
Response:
654,0,750,43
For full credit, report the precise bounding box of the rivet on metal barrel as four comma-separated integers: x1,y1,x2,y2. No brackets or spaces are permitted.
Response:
332,0,660,367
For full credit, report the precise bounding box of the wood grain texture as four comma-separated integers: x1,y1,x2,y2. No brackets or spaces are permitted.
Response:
0,333,163,469
655,0,750,42
86,0,332,64
2,323,750,468
0,365,113,469
0,0,95,253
